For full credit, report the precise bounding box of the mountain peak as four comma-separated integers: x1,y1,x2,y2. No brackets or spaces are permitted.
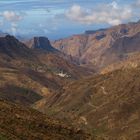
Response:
0,35,34,59
24,36,57,52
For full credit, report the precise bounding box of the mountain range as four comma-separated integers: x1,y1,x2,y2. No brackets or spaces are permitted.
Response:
0,20,140,140
52,21,140,71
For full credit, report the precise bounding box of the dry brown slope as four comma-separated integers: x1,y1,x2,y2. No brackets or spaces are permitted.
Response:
0,99,91,140
35,66,140,140
0,35,93,106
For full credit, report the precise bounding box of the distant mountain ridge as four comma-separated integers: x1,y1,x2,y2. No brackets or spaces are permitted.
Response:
52,20,140,70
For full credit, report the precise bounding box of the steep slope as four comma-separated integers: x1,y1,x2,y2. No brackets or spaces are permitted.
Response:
35,66,140,140
100,32,140,67
0,34,93,107
0,35,40,70
0,35,45,105
36,51,93,79
0,35,35,58
0,99,90,140
52,21,140,69
0,34,93,136
24,36,94,78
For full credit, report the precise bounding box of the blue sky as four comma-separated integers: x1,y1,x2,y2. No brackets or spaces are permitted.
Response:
0,0,139,40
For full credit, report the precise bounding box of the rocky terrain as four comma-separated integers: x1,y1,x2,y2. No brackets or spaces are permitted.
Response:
1,19,140,140
52,21,140,70
0,35,92,106
36,66,140,140
0,99,90,140
23,36,57,52
0,34,93,139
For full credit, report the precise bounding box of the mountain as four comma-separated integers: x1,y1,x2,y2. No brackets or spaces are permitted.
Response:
24,36,57,52
1,20,140,140
0,99,90,140
98,31,140,68
23,36,93,78
0,35,36,59
52,21,140,70
0,34,93,107
35,66,140,140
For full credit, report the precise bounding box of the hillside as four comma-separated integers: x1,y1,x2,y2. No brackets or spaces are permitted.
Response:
2,1,140,140
100,32,140,67
52,21,140,70
0,33,94,140
35,66,140,140
0,35,92,107
1,20,140,140
24,36,93,78
0,99,90,140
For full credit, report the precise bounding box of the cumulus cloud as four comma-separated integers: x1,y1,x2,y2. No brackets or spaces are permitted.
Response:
2,11,23,22
0,10,25,25
65,1,133,26
0,11,25,35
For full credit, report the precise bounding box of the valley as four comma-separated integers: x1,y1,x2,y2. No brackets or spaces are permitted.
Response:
0,20,140,140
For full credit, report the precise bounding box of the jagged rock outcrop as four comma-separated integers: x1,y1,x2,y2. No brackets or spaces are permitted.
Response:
24,36,57,52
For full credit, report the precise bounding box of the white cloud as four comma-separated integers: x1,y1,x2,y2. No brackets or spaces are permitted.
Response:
11,23,18,35
66,2,133,26
2,11,23,22
0,11,26,35
11,27,17,35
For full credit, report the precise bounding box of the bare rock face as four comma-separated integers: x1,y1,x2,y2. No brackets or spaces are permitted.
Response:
52,21,140,69
24,36,57,52
100,32,140,67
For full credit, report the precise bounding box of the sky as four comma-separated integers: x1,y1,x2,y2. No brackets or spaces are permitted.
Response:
0,0,140,40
